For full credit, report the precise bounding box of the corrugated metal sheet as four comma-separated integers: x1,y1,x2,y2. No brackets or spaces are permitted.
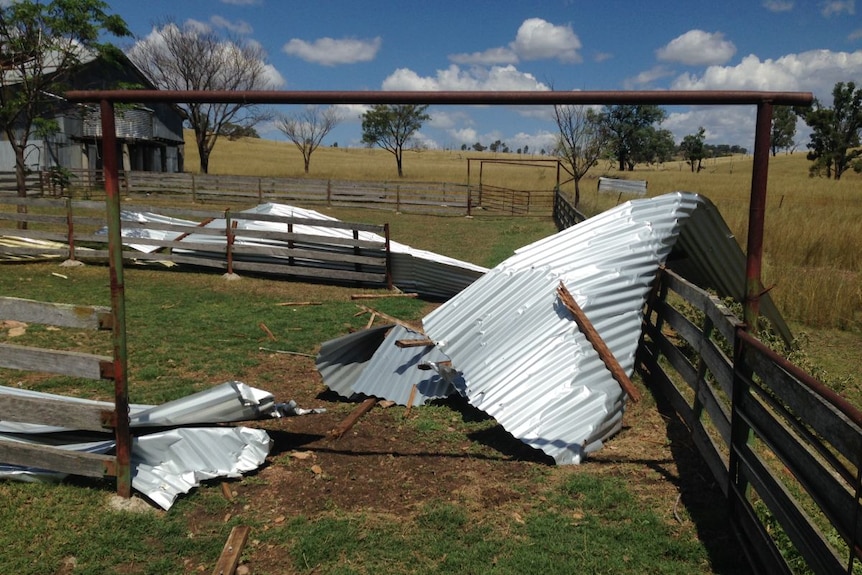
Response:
0,381,292,508
112,203,486,298
317,324,455,406
666,195,792,343
422,192,705,464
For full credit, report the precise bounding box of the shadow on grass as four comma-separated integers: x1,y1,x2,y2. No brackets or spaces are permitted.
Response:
642,377,752,575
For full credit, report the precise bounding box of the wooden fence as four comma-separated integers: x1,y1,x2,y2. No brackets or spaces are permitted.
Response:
0,196,392,288
0,170,555,217
639,267,862,574
0,296,129,491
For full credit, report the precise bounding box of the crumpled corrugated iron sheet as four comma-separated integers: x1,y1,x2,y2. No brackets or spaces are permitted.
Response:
0,381,293,509
112,203,487,299
316,324,457,406
318,192,776,466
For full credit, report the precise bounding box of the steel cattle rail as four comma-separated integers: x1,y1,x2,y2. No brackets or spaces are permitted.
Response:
63,89,813,499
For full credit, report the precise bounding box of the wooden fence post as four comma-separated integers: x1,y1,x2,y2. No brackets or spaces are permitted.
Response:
225,209,234,275
327,179,332,206
65,197,76,262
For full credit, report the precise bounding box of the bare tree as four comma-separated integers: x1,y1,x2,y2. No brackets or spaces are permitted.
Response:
276,106,341,174
553,104,606,207
127,19,279,173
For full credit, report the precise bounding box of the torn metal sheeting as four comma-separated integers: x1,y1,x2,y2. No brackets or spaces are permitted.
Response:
0,381,310,508
423,192,715,464
317,324,457,406
112,203,486,299
315,324,395,401
132,427,271,510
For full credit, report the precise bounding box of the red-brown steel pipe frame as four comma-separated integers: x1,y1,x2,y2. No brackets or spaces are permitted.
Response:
77,91,812,498
99,99,131,498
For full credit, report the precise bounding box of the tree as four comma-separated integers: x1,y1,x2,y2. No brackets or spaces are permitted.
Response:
360,104,429,177
472,142,486,152
770,106,797,156
679,127,707,173
276,106,340,174
128,19,279,174
635,128,675,166
220,123,259,140
553,104,606,206
599,105,667,171
0,0,129,209
798,81,862,180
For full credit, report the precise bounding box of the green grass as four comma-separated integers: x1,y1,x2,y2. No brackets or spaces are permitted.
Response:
257,474,710,575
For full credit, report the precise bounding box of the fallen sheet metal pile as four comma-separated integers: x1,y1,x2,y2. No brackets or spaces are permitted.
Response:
0,381,316,509
316,192,789,464
114,203,487,299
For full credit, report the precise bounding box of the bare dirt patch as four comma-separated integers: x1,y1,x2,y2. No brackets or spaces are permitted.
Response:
181,351,746,573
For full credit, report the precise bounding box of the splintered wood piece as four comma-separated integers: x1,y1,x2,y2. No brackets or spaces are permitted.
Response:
327,398,377,440
395,338,434,348
357,305,422,333
556,282,641,403
211,525,250,575
258,322,276,341
350,293,418,300
404,384,418,418
274,301,322,307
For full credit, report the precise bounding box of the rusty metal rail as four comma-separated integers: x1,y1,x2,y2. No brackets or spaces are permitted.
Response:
61,89,813,501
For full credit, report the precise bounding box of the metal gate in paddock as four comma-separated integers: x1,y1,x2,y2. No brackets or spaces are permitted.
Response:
47,89,820,571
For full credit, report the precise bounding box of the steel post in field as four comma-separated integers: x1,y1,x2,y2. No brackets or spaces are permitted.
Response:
744,101,773,333
99,99,132,498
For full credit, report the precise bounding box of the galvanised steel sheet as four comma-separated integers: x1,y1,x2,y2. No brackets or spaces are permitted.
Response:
111,203,486,298
422,192,705,464
0,382,285,508
316,324,456,406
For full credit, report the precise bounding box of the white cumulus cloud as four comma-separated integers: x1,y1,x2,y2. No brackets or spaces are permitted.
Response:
763,0,794,11
449,17,581,65
511,18,582,62
381,64,549,92
657,30,737,66
282,36,381,66
670,49,862,101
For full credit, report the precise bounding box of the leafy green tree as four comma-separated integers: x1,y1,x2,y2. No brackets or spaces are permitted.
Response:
679,127,707,173
599,105,667,171
360,104,429,177
0,0,129,206
553,104,606,206
798,81,862,180
770,106,797,156
634,127,675,166
472,142,486,152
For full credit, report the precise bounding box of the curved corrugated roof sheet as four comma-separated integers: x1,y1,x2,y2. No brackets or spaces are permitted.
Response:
423,192,706,464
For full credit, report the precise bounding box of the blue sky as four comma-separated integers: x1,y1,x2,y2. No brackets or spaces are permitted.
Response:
109,0,862,153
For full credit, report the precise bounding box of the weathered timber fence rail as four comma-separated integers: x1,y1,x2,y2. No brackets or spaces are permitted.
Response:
638,267,862,574
0,170,555,217
0,297,129,491
0,196,392,288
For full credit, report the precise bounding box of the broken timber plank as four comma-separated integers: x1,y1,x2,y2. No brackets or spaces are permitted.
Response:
350,293,418,300
395,338,434,348
556,282,642,402
357,305,421,333
211,525,250,575
327,397,377,440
